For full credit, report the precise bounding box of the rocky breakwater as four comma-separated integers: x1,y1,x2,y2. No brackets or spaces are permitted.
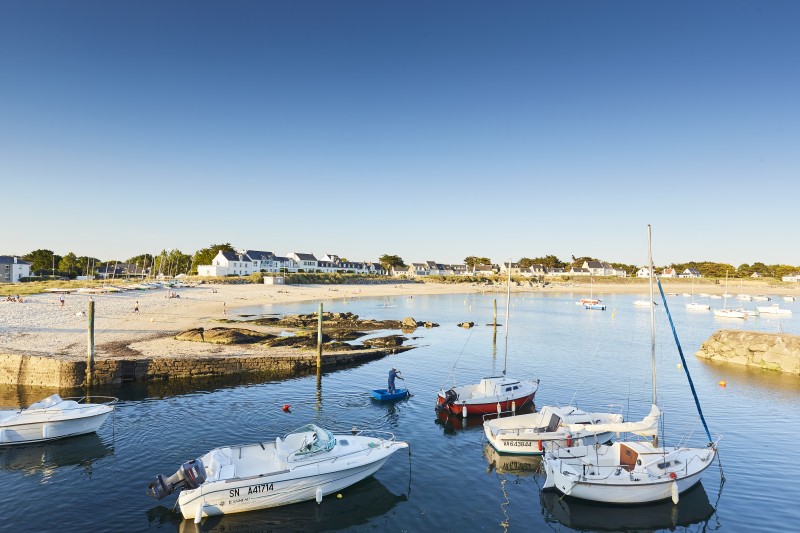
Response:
695,330,800,375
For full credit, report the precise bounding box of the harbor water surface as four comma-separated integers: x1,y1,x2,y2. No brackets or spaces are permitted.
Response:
2,291,799,532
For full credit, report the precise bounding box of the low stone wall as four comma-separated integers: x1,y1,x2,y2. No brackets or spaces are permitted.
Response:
695,330,800,375
0,348,406,388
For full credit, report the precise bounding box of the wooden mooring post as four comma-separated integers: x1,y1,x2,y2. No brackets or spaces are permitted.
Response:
317,302,323,369
86,299,95,386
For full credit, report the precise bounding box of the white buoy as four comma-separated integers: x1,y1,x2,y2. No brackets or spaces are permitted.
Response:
671,481,679,504
316,486,323,504
462,403,468,418
194,503,204,524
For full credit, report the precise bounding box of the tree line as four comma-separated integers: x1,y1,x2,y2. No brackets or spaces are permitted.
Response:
17,246,800,280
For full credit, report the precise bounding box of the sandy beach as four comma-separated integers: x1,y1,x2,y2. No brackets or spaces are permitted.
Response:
0,278,797,360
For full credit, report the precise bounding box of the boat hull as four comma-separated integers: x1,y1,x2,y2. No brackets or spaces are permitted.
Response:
0,408,112,446
543,443,716,504
370,389,409,401
485,429,615,455
436,392,535,416
179,450,400,519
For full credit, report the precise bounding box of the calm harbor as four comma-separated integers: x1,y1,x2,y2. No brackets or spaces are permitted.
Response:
2,292,799,532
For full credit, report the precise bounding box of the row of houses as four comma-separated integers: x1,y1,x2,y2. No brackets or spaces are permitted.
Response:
197,251,387,277
391,260,629,278
637,267,703,278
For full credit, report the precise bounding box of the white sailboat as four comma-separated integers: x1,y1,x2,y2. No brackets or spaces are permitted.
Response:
147,424,408,520
685,278,709,311
483,404,625,455
714,272,747,319
437,260,539,416
543,225,718,505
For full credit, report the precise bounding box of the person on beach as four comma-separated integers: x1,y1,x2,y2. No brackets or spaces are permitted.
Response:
222,302,226,316
388,367,403,394
60,294,65,307
134,301,139,314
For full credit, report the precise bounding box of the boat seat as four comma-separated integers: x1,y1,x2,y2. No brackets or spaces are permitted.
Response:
206,447,233,481
218,464,236,480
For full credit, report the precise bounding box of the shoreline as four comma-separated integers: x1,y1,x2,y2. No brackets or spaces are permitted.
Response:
0,279,797,364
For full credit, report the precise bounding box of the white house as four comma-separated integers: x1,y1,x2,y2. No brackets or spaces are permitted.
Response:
661,267,677,278
197,251,257,277
782,274,800,282
0,256,31,283
569,267,591,276
637,267,651,278
679,268,702,278
499,262,523,276
546,267,567,276
287,252,318,272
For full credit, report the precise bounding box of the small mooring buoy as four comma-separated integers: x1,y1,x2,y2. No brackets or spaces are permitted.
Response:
718,380,727,387
282,404,292,412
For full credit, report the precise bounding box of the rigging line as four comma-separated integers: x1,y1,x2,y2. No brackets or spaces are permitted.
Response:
446,326,475,389
656,277,713,444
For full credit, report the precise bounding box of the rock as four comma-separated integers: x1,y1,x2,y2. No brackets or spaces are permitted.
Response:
457,322,475,329
175,327,275,345
695,329,800,374
362,335,406,348
424,322,439,328
401,317,418,329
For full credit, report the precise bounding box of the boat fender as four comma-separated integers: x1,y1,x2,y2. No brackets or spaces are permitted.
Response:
496,403,501,414
316,486,323,504
538,440,543,452
566,433,572,447
462,403,468,418
511,400,516,414
194,503,204,524
671,479,679,504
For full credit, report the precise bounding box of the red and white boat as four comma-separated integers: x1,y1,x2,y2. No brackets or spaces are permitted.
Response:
437,376,539,416
436,259,539,417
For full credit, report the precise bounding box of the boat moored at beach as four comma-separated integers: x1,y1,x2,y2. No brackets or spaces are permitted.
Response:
0,394,116,446
147,424,409,521
756,303,791,315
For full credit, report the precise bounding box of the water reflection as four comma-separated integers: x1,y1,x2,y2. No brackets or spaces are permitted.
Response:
0,433,114,478
482,443,542,477
163,476,407,533
434,404,535,433
540,482,717,532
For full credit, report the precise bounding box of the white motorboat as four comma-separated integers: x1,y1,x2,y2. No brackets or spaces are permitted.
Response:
634,300,657,307
756,303,792,315
736,294,753,301
714,308,748,319
147,424,408,521
685,302,710,311
483,404,624,455
783,295,796,302
0,394,116,446
752,295,771,301
709,295,722,300
543,225,718,505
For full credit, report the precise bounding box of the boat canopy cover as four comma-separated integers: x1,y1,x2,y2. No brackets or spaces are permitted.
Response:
566,404,661,437
27,394,63,410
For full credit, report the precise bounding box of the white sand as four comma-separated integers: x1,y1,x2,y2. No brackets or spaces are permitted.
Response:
0,279,796,359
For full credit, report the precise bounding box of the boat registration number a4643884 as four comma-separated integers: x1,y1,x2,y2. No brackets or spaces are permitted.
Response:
229,483,274,498
502,440,533,447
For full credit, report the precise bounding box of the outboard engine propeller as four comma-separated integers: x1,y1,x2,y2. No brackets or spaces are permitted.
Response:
442,389,458,407
147,458,206,499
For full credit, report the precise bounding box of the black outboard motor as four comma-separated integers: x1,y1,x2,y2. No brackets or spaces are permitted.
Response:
442,389,458,408
147,458,206,499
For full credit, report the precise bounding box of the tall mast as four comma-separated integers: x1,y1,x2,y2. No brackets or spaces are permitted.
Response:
647,225,657,408
504,258,512,375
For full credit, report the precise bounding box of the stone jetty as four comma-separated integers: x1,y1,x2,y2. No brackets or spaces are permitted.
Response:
695,330,800,375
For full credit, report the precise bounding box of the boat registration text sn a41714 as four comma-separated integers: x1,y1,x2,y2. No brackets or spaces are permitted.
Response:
229,483,274,498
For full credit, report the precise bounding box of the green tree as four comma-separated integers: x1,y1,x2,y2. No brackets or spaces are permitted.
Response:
24,249,61,275
192,243,235,273
379,254,406,271
58,252,79,275
528,255,566,269
464,256,491,268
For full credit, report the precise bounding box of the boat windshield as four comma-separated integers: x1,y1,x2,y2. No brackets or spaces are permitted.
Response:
286,424,335,456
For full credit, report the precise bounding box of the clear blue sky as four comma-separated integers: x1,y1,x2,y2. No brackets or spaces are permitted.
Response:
2,1,798,267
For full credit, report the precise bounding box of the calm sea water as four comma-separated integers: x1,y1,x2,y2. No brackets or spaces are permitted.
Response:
2,291,799,532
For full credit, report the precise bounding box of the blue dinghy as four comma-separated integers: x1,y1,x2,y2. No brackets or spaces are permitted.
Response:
370,389,409,401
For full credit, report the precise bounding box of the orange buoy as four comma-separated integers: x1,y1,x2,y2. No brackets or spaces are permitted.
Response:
282,404,292,412
718,381,727,387
566,434,573,447
538,440,543,451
